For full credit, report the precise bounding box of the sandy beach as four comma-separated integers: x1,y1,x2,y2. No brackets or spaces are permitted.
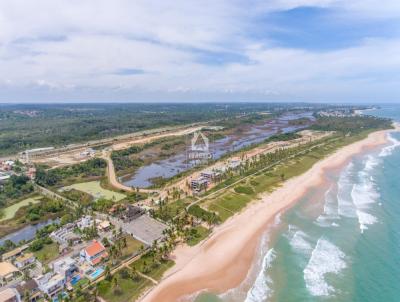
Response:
141,128,392,302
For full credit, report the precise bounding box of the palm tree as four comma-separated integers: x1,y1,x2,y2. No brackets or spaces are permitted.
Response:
112,276,120,294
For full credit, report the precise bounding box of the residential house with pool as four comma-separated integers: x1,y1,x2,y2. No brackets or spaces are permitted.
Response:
80,240,108,266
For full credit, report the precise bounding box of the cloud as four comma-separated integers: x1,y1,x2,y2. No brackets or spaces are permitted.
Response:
113,68,146,76
0,0,399,102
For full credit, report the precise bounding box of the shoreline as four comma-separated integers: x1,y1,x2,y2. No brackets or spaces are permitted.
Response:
141,128,392,302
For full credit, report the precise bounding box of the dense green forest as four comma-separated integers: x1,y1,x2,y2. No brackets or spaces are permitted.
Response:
0,103,355,156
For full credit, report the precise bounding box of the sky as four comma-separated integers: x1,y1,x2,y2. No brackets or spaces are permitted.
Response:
1,0,400,103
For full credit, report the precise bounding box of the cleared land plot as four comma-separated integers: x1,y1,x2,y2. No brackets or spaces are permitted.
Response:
33,242,59,264
120,215,167,245
0,196,42,222
60,181,126,201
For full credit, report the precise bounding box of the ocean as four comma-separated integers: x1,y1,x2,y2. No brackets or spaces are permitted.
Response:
195,105,400,302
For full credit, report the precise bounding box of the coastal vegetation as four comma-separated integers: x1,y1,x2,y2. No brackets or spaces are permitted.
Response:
0,103,296,156
35,158,107,187
0,174,34,206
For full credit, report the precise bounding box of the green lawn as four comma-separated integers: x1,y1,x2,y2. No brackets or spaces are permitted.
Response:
206,191,253,222
120,236,144,259
186,226,211,246
97,274,152,302
0,196,42,222
33,242,59,264
130,253,174,281
61,181,126,201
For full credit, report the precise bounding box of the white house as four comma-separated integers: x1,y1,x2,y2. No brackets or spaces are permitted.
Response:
51,257,77,279
35,273,65,298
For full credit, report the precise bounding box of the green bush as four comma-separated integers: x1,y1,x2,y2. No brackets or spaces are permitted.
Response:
234,185,254,195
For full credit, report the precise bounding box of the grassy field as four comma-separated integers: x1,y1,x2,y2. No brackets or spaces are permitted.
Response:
0,196,42,222
61,181,126,201
187,226,211,246
130,253,174,281
120,236,144,259
97,273,152,302
33,242,59,264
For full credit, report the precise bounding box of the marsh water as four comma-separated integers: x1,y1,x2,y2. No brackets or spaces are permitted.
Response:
122,112,314,188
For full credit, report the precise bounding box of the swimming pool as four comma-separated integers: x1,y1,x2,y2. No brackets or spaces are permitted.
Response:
70,274,81,286
89,267,104,280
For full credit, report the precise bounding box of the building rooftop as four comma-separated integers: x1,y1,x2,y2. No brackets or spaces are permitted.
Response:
84,240,106,257
16,279,39,295
15,252,34,263
0,288,18,302
0,262,19,277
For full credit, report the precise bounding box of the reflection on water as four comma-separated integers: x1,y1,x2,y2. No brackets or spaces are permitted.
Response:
123,112,313,188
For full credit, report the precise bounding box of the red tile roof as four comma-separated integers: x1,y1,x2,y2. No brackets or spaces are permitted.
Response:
85,240,106,257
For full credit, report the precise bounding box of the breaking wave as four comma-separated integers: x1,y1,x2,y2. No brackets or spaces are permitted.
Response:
351,155,380,233
304,238,347,297
379,133,400,157
244,248,276,302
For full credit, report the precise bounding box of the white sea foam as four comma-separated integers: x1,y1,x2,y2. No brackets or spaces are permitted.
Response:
244,248,276,302
304,238,347,297
290,230,313,254
350,156,380,233
316,185,340,227
379,133,400,157
274,212,282,226
337,162,357,218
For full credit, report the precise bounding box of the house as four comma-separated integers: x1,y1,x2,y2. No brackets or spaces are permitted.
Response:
50,223,81,247
1,245,28,262
51,257,77,279
76,216,93,230
97,220,111,232
200,170,215,180
80,240,108,266
35,273,65,298
14,253,35,269
0,288,20,302
191,177,209,192
16,279,42,302
0,262,22,286
0,173,10,184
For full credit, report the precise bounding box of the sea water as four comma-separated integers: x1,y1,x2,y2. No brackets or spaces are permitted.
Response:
195,105,400,302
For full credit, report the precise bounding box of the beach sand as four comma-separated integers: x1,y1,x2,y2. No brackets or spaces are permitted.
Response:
141,128,391,302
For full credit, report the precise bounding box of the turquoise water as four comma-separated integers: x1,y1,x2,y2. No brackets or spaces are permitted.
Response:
89,267,104,280
196,105,400,302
